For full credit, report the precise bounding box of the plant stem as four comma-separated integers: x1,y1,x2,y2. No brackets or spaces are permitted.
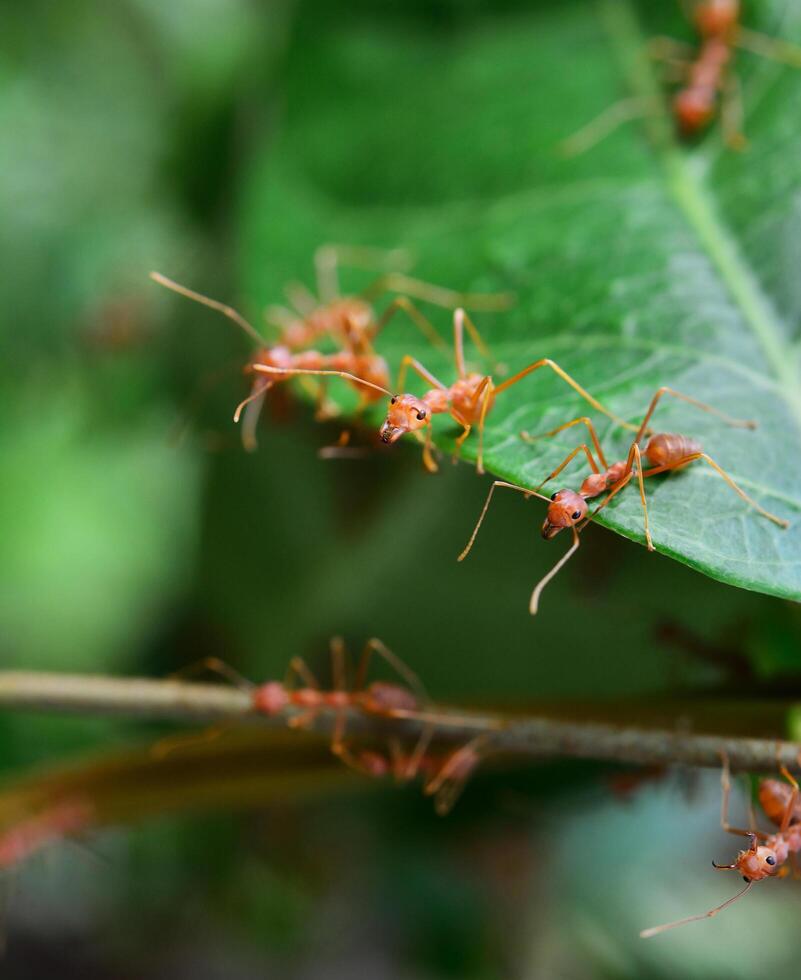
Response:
0,670,798,773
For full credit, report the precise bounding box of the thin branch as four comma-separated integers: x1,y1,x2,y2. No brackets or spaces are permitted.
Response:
0,671,798,773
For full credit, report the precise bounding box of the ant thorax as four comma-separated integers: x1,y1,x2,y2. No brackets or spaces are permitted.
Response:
449,374,495,421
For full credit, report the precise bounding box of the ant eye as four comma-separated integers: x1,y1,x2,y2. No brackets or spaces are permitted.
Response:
571,511,582,520
766,855,776,865
550,492,559,501
416,410,426,421
742,875,750,883
391,396,397,404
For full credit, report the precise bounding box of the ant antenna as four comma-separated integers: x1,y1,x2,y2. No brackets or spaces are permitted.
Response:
640,880,753,938
250,363,392,397
530,526,580,615
150,272,267,347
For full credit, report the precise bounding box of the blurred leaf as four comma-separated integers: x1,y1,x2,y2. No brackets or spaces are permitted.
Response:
240,0,801,601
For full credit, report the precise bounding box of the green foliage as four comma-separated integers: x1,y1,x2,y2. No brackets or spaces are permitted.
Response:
240,0,801,601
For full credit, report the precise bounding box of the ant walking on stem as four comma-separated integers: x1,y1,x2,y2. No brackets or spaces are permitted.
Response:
253,309,638,474
641,753,801,937
458,386,788,614
151,248,511,451
158,638,488,815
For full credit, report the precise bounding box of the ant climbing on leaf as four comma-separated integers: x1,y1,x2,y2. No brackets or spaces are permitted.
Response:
641,753,801,937
562,0,801,155
151,249,511,451
458,385,788,614
253,308,638,474
156,638,490,815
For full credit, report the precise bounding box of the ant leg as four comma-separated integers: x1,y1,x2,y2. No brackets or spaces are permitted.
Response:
452,308,495,378
329,636,351,757
284,656,320,692
354,637,429,705
316,244,413,303
521,416,609,470
642,454,788,528
475,377,494,475
630,443,655,551
424,734,488,815
169,656,254,692
559,96,659,157
458,480,549,562
720,73,747,151
533,444,601,494
361,272,514,312
633,386,756,444
718,753,768,840
530,525,581,615
736,27,801,69
374,297,447,352
149,272,266,346
493,359,637,432
396,355,448,393
422,422,438,473
778,765,800,834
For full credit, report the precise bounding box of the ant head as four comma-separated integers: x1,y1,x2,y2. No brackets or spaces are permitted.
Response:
542,490,587,540
380,394,429,444
252,682,290,715
673,88,715,135
714,843,779,883
694,0,739,38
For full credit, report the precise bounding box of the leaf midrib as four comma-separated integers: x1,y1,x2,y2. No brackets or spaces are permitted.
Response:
602,0,801,429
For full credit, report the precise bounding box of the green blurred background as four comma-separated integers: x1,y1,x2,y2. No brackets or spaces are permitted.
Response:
3,0,801,976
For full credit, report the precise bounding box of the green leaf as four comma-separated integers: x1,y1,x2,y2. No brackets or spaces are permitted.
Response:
239,0,801,601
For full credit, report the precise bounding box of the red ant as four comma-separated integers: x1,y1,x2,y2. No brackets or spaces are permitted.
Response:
151,254,510,451
563,0,801,154
252,308,638,474
458,386,788,613
0,799,94,869
159,638,489,814
641,754,801,937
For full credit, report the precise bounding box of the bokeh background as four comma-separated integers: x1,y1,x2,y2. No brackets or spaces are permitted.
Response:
3,0,801,977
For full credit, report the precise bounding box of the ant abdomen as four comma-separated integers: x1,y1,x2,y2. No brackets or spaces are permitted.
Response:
643,433,702,467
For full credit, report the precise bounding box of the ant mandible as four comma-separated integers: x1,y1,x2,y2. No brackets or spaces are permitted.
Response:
641,754,801,937
252,308,638,474
458,385,788,613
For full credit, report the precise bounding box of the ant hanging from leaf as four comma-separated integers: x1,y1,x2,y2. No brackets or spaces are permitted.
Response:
156,638,489,815
151,250,511,451
641,753,801,937
458,385,788,614
562,0,801,155
252,308,638,474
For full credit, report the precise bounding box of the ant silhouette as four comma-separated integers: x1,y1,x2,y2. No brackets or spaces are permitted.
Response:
151,251,511,451
563,0,801,155
458,386,788,613
252,308,638,474
641,753,801,937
